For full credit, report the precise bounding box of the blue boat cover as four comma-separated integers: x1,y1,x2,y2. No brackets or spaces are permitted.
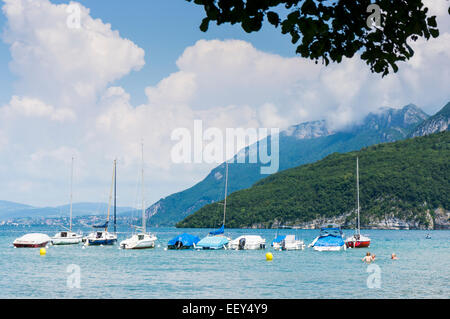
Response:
196,236,229,249
167,233,200,247
93,221,108,228
314,234,345,247
271,235,286,245
209,224,224,235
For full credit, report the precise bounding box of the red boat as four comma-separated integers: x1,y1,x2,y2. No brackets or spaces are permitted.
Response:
13,233,50,248
345,157,371,248
345,234,371,248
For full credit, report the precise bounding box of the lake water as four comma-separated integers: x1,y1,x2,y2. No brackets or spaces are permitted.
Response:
0,226,449,299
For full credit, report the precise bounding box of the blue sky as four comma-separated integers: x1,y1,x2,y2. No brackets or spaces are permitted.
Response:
0,0,448,207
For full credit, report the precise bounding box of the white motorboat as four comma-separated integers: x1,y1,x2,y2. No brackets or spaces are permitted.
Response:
120,142,157,249
52,231,83,245
13,233,51,248
120,233,157,249
273,235,305,250
52,157,83,245
228,235,266,250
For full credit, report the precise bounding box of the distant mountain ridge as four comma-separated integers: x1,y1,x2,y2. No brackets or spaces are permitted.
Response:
147,103,436,227
410,102,450,137
0,201,136,220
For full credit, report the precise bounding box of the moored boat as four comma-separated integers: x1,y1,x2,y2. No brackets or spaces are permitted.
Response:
228,235,266,250
309,225,346,251
51,157,83,245
345,157,371,248
85,229,117,246
120,233,157,249
13,233,51,248
195,162,231,250
85,160,118,246
167,233,200,249
195,235,230,250
52,231,83,245
120,142,157,249
272,235,305,250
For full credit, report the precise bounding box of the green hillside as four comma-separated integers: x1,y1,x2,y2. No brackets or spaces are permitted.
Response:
177,131,449,229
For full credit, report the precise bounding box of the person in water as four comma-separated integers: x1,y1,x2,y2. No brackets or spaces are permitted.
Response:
362,252,372,263
391,253,398,260
371,254,376,262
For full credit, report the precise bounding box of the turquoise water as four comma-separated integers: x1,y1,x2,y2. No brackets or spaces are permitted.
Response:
0,226,449,298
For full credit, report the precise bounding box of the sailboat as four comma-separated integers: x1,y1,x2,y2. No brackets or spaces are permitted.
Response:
120,143,157,249
52,157,83,245
345,157,371,248
84,160,118,246
195,161,231,250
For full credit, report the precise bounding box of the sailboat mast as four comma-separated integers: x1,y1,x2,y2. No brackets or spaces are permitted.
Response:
114,159,117,234
69,156,74,231
106,160,115,232
141,142,146,233
223,161,228,226
356,157,360,235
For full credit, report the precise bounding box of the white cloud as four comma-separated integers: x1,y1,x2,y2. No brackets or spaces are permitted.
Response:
2,95,75,121
1,0,145,108
0,0,448,207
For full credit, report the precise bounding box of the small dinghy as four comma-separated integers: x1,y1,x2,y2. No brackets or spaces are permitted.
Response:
229,235,266,250
13,233,51,248
167,233,200,250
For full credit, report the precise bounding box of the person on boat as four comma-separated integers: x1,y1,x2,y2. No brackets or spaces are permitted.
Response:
362,252,372,263
391,253,398,260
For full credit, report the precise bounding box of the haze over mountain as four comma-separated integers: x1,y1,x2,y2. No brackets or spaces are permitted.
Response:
0,201,135,220
147,103,436,226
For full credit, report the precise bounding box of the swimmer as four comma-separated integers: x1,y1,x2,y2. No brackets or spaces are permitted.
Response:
391,253,398,260
362,252,372,263
371,254,376,262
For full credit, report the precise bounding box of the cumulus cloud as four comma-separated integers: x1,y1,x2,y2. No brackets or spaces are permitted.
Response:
2,95,75,121
1,0,145,108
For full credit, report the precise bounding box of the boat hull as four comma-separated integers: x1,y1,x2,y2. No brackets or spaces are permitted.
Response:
87,239,117,245
313,245,345,251
229,243,266,250
274,242,305,250
51,236,82,245
167,245,194,250
13,241,49,248
120,240,155,249
345,240,370,248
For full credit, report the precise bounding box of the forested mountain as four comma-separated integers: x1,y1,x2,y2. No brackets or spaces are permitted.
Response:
177,131,449,230
148,104,430,226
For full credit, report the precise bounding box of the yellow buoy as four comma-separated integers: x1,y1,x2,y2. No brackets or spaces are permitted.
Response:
266,252,273,261
40,248,46,256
